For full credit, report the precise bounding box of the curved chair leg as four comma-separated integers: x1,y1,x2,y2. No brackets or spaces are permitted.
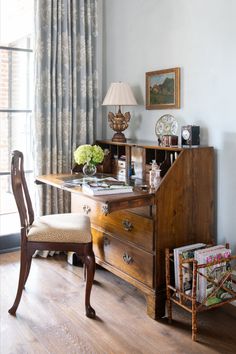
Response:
8,248,27,315
83,250,96,319
23,253,33,287
83,262,86,282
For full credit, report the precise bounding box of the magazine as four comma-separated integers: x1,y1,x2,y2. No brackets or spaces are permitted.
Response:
173,243,206,294
194,245,226,303
195,246,232,306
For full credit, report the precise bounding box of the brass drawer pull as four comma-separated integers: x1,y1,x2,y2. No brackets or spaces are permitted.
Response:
83,205,91,214
102,204,109,215
122,252,133,265
103,236,110,246
122,219,133,231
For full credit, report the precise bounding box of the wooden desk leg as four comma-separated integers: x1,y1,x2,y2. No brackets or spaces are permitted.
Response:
192,260,198,341
145,291,166,319
165,249,172,324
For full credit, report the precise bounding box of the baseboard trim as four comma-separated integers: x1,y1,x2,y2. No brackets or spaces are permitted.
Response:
0,233,20,253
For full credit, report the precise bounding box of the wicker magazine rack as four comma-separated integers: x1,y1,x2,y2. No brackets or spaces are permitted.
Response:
165,246,236,341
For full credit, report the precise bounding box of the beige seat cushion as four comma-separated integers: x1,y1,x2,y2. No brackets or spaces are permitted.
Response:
28,213,92,243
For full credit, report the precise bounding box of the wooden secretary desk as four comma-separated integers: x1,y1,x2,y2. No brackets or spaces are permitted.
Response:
37,139,214,319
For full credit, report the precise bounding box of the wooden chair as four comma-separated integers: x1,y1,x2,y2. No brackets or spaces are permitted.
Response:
8,150,96,318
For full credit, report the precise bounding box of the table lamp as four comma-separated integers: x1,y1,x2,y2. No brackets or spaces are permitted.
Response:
102,82,137,142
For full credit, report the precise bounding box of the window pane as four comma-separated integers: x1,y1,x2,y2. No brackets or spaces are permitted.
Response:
0,48,33,110
0,0,33,49
0,111,34,236
0,173,35,236
0,112,33,171
0,174,20,235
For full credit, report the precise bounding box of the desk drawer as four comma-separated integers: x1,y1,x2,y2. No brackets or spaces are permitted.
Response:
117,160,126,168
117,168,126,177
111,159,126,175
92,229,153,287
71,195,154,252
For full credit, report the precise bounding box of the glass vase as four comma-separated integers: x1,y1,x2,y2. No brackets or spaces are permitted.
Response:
82,162,97,177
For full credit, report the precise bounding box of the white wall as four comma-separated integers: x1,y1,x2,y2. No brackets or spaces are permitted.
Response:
100,0,236,252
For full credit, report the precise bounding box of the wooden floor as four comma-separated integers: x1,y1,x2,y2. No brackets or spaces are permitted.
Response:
1,251,236,354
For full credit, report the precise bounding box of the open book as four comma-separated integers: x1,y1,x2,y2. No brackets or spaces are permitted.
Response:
62,176,127,188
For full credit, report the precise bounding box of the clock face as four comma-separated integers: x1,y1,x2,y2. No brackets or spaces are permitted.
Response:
182,129,190,140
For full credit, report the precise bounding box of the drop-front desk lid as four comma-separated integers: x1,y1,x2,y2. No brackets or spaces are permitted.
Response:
36,173,155,215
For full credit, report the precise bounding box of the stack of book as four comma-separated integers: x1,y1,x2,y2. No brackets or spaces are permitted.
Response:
82,179,133,196
62,176,133,195
174,244,233,305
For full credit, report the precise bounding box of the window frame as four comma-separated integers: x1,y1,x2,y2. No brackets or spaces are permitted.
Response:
0,43,33,248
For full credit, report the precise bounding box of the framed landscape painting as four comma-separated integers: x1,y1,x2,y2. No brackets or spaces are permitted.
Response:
146,67,180,110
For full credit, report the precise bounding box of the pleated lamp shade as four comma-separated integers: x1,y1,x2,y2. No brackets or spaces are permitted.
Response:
102,82,137,106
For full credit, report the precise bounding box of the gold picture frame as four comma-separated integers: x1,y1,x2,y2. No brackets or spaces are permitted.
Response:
146,67,180,110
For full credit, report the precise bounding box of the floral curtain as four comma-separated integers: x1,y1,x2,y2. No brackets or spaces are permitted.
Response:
34,0,98,215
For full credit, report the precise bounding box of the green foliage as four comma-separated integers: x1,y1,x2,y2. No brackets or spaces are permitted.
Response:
74,144,104,165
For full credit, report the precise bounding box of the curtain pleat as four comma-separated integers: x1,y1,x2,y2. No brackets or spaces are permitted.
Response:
34,0,98,215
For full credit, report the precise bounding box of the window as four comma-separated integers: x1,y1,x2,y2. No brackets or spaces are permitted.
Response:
0,0,34,245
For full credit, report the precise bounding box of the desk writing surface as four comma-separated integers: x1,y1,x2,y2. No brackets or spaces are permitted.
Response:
36,173,155,214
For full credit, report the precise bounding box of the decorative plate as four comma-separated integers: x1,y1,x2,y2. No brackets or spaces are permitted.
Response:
155,114,178,137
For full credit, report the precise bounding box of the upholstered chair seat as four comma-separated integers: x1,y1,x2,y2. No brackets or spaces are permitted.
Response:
28,213,92,243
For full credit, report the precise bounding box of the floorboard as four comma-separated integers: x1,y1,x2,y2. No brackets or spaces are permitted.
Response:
1,251,236,354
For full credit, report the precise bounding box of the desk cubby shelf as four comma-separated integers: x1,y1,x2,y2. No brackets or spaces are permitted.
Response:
165,247,236,341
